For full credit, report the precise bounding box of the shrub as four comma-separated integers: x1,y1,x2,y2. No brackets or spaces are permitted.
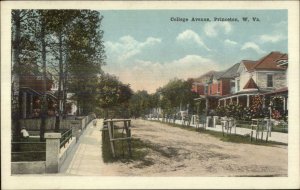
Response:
215,105,226,117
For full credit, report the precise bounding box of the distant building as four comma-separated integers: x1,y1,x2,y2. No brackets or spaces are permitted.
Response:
191,70,216,95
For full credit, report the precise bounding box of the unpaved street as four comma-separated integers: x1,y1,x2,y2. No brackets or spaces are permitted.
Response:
100,119,287,176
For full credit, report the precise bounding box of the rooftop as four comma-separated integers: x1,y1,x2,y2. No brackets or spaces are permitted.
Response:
218,62,240,79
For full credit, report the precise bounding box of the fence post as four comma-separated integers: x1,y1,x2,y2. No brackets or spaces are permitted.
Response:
45,133,61,173
213,116,219,128
206,116,212,127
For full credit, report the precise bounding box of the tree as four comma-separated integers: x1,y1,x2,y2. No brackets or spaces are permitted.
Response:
128,91,151,118
97,73,133,118
43,10,81,130
38,10,48,141
67,10,106,115
159,78,198,115
11,10,40,140
11,10,106,140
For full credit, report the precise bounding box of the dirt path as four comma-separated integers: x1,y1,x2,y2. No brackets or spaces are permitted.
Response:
103,119,287,176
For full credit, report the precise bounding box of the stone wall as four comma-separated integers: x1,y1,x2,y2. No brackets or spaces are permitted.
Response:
20,117,87,132
11,161,46,174
12,114,96,174
20,117,56,131
59,138,77,169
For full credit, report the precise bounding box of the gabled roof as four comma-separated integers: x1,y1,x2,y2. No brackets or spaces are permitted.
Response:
250,51,286,71
218,63,240,79
198,70,216,78
276,53,288,61
213,71,225,80
241,60,257,70
194,70,216,83
243,78,259,89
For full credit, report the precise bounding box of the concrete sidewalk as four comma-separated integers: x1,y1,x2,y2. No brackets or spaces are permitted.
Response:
59,119,105,175
150,118,288,144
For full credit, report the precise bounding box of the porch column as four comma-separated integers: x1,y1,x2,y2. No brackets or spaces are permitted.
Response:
230,98,233,104
262,95,265,108
224,99,226,106
22,91,27,119
283,96,286,111
29,94,33,117
218,100,220,106
236,96,239,105
205,98,209,115
247,95,250,107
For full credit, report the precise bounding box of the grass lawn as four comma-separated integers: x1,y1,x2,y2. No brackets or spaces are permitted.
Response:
102,129,179,165
152,120,287,147
235,120,288,133
102,129,147,163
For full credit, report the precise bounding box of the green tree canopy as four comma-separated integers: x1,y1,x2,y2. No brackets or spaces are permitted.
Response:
159,78,198,115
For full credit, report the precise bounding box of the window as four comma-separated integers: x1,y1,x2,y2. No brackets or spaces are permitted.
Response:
237,79,240,92
218,82,221,93
230,80,235,93
267,74,273,87
204,84,208,94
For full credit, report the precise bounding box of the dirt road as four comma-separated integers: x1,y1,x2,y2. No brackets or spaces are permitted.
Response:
101,119,288,176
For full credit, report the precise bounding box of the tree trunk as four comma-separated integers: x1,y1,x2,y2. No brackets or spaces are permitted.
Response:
62,45,69,119
12,10,21,142
55,32,63,131
40,13,47,141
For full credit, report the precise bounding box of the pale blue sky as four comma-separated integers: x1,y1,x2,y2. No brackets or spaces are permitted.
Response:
100,10,287,93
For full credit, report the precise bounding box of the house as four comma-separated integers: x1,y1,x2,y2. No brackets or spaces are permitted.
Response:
191,71,216,95
65,93,78,115
207,63,240,96
192,51,288,118
261,54,288,115
17,71,58,119
194,63,241,114
192,71,218,114
207,71,224,96
218,51,288,108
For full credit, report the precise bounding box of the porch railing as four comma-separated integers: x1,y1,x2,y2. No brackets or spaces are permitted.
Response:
60,128,73,148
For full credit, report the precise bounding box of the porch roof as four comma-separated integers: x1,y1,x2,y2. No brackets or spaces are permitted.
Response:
218,91,260,100
262,87,288,96
194,95,221,101
20,87,57,100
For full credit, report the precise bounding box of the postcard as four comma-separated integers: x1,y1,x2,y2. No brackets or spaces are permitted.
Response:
1,1,299,189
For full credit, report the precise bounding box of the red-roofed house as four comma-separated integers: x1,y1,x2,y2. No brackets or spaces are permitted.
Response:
218,52,288,108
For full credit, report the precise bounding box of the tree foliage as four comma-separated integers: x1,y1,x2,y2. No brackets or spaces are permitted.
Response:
97,73,133,118
129,91,152,117
11,10,107,140
67,10,106,115
159,78,198,115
